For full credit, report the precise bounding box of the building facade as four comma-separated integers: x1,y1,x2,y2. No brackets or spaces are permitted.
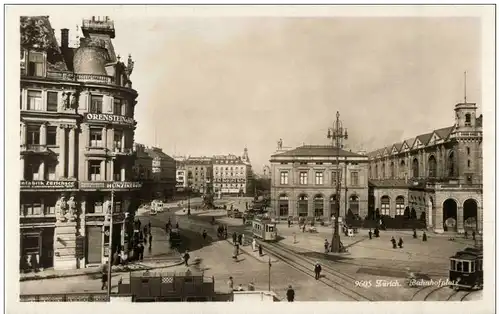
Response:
20,16,142,270
270,145,369,220
367,102,483,234
212,148,252,196
145,147,176,200
183,157,213,194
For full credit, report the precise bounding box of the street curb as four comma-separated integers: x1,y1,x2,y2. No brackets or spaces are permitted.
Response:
19,260,185,282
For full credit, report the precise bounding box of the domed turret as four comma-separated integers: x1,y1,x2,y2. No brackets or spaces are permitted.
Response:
73,45,109,75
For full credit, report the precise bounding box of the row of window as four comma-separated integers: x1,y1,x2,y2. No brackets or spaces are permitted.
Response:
214,184,245,188
380,196,406,216
22,90,128,116
277,195,360,217
214,166,246,171
215,172,245,176
280,171,359,186
89,128,126,150
280,162,359,166
20,196,124,217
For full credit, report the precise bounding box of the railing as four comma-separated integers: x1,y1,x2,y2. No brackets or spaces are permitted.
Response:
20,293,109,302
46,71,114,85
113,147,134,155
21,144,47,152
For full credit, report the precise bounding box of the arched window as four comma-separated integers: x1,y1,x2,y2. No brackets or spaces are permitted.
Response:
349,195,359,216
428,155,437,177
412,158,419,178
400,160,406,179
279,194,289,217
465,113,471,126
390,162,395,178
395,196,405,216
448,151,455,177
381,196,390,216
297,194,308,217
314,195,324,217
375,164,378,179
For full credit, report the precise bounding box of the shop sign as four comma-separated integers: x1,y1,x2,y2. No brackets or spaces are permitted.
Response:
84,113,135,126
79,181,143,190
221,189,240,193
21,180,77,190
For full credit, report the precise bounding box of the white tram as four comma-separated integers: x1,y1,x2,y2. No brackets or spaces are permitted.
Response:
252,218,277,241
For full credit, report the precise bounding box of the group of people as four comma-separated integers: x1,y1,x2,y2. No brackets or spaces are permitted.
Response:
164,218,179,233
217,224,228,239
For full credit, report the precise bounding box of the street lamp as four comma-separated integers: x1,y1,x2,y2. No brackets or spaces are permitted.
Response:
327,111,348,253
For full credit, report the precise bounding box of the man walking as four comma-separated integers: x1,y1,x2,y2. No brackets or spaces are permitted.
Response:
286,285,295,302
314,263,322,280
183,250,190,266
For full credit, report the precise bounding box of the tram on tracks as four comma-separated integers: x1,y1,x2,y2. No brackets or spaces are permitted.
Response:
449,247,483,290
252,217,277,241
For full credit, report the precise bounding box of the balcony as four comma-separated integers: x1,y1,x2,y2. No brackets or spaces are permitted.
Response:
79,181,143,191
84,146,108,157
111,147,134,156
20,144,50,155
46,71,114,85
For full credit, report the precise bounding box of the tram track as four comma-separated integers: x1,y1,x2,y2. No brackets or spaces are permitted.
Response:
261,241,386,301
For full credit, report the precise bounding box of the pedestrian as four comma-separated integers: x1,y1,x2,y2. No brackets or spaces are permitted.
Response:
252,238,256,251
258,244,263,256
248,281,255,291
228,276,234,293
243,217,246,225
120,249,128,265
293,232,297,244
422,231,427,242
302,224,306,233
241,233,245,245
142,232,147,245
368,229,372,240
472,231,476,241
464,230,468,239
112,250,120,266
30,254,39,273
398,237,404,248
413,229,417,239
176,222,179,229
149,233,153,248
288,219,291,228
286,285,295,302
101,264,108,290
202,229,207,240
148,221,152,233
238,234,243,245
143,226,148,236
374,227,380,238
183,250,190,266
314,262,322,280
232,232,237,244
391,237,397,249
138,243,144,261
324,239,329,253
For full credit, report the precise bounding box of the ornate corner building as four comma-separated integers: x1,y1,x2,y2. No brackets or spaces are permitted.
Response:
20,16,142,270
270,145,370,220
213,148,253,196
367,102,482,234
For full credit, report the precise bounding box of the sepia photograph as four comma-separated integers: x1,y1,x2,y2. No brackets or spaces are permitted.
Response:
4,3,495,313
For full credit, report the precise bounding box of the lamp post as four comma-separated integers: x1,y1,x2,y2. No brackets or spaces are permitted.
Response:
268,256,272,291
107,186,115,298
327,111,348,253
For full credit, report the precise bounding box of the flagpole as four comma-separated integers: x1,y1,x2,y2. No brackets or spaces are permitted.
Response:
107,186,115,298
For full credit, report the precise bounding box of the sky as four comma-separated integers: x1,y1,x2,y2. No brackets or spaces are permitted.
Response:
37,7,481,174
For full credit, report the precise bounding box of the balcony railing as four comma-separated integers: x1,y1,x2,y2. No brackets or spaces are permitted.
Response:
21,144,47,153
46,71,114,85
112,147,134,155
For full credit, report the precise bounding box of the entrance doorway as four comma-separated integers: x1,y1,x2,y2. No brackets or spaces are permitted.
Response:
463,199,478,231
297,194,308,217
85,226,102,264
443,199,458,232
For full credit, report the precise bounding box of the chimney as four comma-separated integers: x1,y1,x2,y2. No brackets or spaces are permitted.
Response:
61,28,69,49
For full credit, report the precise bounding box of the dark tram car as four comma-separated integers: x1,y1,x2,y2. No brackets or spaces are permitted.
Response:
449,247,483,290
169,228,181,248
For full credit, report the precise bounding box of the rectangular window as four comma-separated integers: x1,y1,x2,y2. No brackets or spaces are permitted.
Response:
396,203,405,216
113,98,122,115
28,52,44,77
23,197,42,216
381,203,390,216
331,171,338,185
280,171,289,185
113,162,121,181
315,172,324,185
113,130,122,151
47,92,58,112
26,125,40,145
90,95,103,113
299,171,308,185
89,128,103,147
46,126,57,146
44,195,57,215
88,160,102,181
350,172,359,186
27,90,43,111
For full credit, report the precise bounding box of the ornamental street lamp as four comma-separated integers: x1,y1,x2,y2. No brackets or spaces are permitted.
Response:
327,111,348,253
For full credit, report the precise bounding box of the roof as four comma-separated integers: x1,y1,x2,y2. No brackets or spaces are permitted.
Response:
145,148,174,160
368,179,409,188
434,126,454,140
271,145,366,158
416,132,433,146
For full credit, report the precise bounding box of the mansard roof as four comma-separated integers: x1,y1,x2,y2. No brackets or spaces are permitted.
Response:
271,145,366,158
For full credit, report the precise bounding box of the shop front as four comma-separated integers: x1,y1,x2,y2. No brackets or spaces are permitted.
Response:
20,226,54,272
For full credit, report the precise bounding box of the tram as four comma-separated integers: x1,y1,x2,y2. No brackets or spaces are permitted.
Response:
252,217,277,241
449,247,483,290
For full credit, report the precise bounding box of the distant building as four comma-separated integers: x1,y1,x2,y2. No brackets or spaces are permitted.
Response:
183,156,213,194
367,101,483,233
212,148,253,196
270,145,369,220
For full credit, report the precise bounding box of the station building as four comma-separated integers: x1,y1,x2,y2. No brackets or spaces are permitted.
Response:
270,145,369,220
20,16,142,270
367,101,483,233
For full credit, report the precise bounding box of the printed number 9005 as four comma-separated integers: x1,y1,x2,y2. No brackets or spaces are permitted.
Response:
355,280,372,288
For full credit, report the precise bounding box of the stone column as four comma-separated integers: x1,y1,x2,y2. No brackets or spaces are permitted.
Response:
110,160,114,181
324,198,330,219
102,126,107,149
121,132,125,152
120,165,126,182
457,205,464,233
79,195,86,268
21,122,27,146
20,155,25,180
427,198,433,228
477,206,483,234
40,123,47,146
100,160,106,180
434,200,444,233
39,159,45,180
59,126,66,178
68,127,75,178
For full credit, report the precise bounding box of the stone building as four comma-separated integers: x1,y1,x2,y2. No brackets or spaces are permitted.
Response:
20,16,141,270
270,145,369,220
182,157,213,194
212,148,253,196
367,101,483,233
